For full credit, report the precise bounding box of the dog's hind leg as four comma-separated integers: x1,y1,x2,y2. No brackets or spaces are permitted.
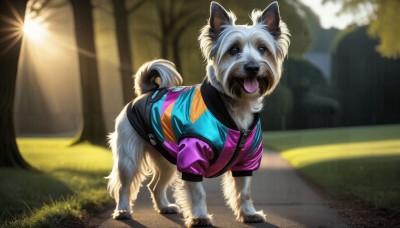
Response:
108,110,147,220
113,156,136,219
147,146,180,214
222,172,266,223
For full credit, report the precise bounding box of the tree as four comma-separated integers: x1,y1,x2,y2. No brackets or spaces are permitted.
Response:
70,0,107,146
0,0,31,168
93,0,146,104
324,0,400,59
112,0,145,104
332,26,400,126
147,0,209,71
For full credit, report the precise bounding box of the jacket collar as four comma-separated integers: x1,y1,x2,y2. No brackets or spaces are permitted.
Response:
200,79,260,131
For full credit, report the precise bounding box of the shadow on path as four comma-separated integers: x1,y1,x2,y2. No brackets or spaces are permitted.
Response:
93,151,349,227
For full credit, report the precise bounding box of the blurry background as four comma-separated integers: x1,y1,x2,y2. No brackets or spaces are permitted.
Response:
13,0,400,135
1,0,400,227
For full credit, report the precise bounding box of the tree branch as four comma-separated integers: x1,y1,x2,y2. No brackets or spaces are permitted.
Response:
171,12,204,39
135,28,161,42
126,0,146,14
92,1,113,16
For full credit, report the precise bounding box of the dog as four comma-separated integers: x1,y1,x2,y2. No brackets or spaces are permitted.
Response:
107,1,289,227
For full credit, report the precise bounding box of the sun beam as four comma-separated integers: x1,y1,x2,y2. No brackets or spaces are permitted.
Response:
23,17,45,43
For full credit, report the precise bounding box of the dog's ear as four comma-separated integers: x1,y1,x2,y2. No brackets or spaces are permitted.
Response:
209,2,231,37
258,1,281,37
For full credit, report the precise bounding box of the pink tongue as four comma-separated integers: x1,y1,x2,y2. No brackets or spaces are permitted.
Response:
243,78,259,93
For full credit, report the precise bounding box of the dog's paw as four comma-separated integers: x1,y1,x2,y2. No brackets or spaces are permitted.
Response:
159,204,180,214
188,217,212,227
242,211,266,223
112,210,132,220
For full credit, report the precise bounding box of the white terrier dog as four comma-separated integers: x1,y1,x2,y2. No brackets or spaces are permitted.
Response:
107,1,289,227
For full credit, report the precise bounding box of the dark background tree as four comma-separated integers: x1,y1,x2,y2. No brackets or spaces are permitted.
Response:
112,0,145,104
0,0,31,168
263,58,340,130
147,0,209,72
332,26,400,126
70,0,107,146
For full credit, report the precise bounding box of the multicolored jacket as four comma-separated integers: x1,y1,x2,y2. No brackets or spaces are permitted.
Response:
127,81,263,182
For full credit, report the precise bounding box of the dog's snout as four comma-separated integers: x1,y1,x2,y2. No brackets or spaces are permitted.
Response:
244,63,260,77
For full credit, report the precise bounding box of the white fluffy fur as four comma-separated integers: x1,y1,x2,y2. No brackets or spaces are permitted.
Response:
107,1,289,227
107,107,179,218
134,59,182,96
222,172,266,222
107,108,150,218
173,179,212,227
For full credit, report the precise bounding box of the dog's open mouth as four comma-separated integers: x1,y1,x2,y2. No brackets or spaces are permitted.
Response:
241,78,259,94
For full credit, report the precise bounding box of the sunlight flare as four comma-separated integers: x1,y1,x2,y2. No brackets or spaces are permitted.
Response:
23,17,45,42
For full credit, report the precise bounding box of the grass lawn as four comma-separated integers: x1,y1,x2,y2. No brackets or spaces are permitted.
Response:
0,138,113,227
263,124,400,214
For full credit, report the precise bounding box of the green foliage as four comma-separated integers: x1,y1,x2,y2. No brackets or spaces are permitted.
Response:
263,57,339,130
368,0,400,59
261,84,293,130
0,139,113,227
331,25,358,52
282,58,328,92
332,25,400,126
325,0,400,59
265,84,294,115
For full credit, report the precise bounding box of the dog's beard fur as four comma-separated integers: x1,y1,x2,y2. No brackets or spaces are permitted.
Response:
200,3,290,130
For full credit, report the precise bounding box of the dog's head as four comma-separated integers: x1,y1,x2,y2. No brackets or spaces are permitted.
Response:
199,1,290,100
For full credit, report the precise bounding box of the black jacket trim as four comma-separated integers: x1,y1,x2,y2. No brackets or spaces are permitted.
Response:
182,172,203,182
126,90,177,165
201,81,238,130
232,170,253,177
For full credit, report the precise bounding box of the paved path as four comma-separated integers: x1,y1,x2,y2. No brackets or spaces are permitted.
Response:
93,151,349,227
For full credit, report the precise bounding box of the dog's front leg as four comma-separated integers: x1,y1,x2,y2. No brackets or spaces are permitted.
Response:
185,181,212,227
234,176,266,223
222,173,266,223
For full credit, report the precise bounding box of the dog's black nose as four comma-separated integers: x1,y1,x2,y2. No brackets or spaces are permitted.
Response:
244,63,260,77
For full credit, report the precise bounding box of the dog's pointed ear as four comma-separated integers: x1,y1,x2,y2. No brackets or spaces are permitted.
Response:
209,1,231,37
258,1,281,37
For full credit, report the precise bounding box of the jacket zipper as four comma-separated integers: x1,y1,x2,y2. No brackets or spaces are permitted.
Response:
210,130,250,178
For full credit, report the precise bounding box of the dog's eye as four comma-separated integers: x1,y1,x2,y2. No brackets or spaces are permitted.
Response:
258,45,267,55
228,46,240,56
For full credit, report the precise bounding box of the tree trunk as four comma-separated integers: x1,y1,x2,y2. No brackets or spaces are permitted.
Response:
0,0,31,168
160,31,169,59
172,37,181,73
70,0,107,146
157,1,169,60
112,0,135,104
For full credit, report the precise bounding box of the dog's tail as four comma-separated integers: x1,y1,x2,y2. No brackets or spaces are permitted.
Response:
134,59,183,96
